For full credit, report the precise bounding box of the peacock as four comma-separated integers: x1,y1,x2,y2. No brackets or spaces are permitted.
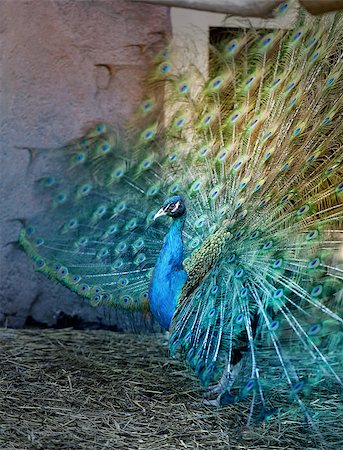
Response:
19,3,342,436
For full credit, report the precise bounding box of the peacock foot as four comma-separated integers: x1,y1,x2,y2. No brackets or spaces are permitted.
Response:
201,359,243,406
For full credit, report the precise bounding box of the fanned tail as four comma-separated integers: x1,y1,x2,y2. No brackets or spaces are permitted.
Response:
152,8,343,430
19,3,343,437
19,122,173,312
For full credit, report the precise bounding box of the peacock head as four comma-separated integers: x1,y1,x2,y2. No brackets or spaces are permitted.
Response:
153,195,186,220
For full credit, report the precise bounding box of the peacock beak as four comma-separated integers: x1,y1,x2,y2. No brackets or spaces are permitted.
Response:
153,207,167,220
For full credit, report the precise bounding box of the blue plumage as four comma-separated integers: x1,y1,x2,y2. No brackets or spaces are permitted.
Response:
149,196,188,329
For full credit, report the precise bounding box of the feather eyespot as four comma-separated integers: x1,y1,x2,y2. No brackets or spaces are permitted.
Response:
270,321,279,331
279,3,288,13
59,267,68,276
263,241,273,250
236,313,244,323
240,288,248,297
311,285,322,297
212,79,222,88
26,226,35,234
179,83,189,93
160,63,171,73
96,124,106,133
292,31,302,41
292,381,304,393
308,258,320,269
235,268,244,278
310,52,319,62
308,324,321,334
246,380,255,392
208,309,216,318
227,254,236,263
274,289,283,299
273,259,283,269
226,42,237,53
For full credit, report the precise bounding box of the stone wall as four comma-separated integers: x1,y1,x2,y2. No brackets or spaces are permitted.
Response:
0,0,171,329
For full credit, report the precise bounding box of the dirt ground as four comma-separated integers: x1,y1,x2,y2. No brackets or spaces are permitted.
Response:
0,328,342,450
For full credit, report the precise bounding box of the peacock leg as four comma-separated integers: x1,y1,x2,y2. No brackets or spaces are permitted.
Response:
202,353,244,406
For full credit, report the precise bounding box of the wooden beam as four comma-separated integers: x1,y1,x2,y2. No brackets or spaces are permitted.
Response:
299,0,343,15
133,0,343,16
132,1,286,18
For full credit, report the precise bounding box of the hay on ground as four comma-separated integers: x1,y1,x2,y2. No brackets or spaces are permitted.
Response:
0,329,342,450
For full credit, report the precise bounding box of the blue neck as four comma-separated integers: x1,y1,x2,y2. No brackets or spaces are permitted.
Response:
149,215,188,330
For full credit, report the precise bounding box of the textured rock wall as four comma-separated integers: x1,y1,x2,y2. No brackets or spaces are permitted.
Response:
0,0,171,329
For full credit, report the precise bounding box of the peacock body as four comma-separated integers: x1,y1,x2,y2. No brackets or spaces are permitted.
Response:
19,3,342,436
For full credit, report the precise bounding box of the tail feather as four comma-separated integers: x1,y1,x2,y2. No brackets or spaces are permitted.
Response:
161,9,343,426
